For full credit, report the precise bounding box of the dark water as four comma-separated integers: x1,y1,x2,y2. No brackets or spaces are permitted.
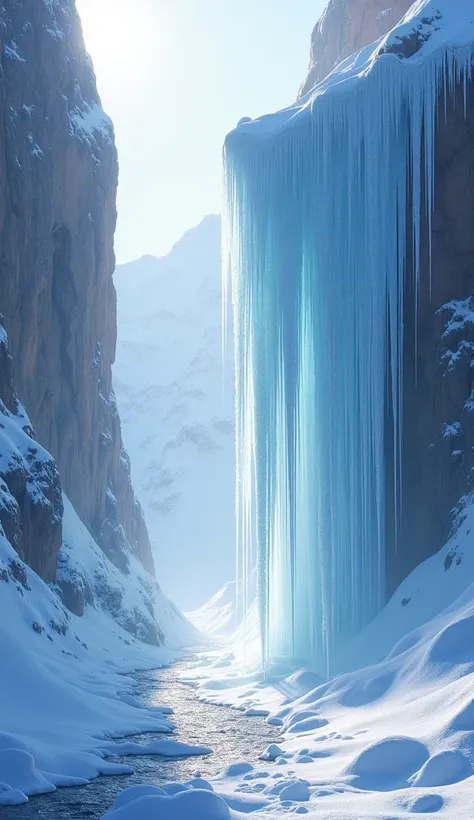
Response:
6,661,278,819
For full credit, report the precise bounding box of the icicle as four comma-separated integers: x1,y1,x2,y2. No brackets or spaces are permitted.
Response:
223,42,474,678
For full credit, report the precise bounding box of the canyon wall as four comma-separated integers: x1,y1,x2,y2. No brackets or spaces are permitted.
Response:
0,0,153,578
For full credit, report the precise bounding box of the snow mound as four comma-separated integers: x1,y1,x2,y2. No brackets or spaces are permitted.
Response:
0,749,56,800
281,670,324,698
278,780,310,802
111,785,167,809
347,736,429,788
410,750,472,787
451,697,474,731
427,612,474,664
102,788,231,820
285,712,328,734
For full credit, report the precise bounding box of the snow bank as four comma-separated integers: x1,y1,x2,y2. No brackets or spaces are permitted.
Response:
102,787,232,820
104,739,212,758
0,496,200,806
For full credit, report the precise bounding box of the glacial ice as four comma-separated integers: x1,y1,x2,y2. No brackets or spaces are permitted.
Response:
223,0,474,676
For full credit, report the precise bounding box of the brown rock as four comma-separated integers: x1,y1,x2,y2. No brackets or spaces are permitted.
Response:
0,1,154,575
299,0,412,96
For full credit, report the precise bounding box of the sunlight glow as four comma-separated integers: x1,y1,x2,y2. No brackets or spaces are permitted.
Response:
77,0,162,82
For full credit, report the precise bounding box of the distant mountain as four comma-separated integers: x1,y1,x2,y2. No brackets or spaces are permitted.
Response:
186,581,238,639
113,216,236,610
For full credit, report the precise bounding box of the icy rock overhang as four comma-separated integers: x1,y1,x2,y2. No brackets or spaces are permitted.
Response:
226,1,474,144
223,0,474,677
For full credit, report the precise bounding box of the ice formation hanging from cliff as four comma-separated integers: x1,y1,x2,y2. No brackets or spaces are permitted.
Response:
224,0,474,676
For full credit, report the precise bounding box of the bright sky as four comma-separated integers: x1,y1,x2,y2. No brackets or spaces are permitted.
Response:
76,0,324,263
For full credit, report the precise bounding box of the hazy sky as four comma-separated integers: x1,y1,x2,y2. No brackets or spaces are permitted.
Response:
76,0,324,263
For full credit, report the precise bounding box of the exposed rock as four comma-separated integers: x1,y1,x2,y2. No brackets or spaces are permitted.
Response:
52,496,178,646
0,324,63,581
386,77,474,592
57,577,86,617
0,0,154,575
299,0,412,96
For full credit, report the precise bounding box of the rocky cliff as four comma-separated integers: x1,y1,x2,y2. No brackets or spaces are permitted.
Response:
0,0,153,578
0,320,170,645
299,0,412,95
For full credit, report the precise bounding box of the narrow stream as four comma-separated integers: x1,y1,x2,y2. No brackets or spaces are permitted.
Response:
7,660,278,819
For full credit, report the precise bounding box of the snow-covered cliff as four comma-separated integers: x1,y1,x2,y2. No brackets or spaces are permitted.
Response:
0,0,153,578
0,0,198,656
0,316,198,805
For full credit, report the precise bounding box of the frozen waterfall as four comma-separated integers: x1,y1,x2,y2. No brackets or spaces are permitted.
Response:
223,3,474,677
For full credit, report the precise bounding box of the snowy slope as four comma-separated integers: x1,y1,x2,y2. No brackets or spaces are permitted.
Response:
58,496,198,649
0,497,201,806
186,581,238,639
113,216,235,611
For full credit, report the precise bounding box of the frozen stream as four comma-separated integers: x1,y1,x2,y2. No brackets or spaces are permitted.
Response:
7,660,278,819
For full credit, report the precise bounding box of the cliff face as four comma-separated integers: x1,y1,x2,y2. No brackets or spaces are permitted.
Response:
299,0,412,95
0,0,153,577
